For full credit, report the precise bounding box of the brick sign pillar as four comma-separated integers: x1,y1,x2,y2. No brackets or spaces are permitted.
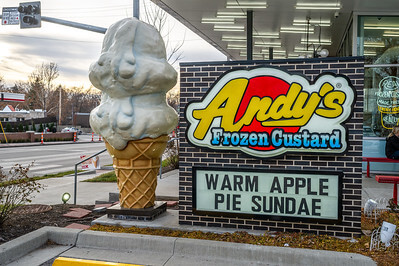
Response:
179,57,364,238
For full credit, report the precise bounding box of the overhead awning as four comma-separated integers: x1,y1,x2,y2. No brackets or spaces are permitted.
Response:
151,0,399,60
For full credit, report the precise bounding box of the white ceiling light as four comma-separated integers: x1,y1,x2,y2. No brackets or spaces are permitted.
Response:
300,38,332,45
280,26,314,34
201,17,235,24
364,50,377,56
227,44,246,49
222,34,280,42
254,41,282,47
226,1,268,9
365,25,399,30
217,11,247,18
214,25,245,32
383,30,399,37
260,49,286,55
254,32,280,39
271,55,287,59
240,51,265,56
288,53,310,58
295,2,341,10
294,47,314,53
364,41,385,47
222,36,246,42
293,19,331,27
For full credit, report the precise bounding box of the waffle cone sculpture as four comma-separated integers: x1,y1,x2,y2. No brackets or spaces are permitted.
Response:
105,135,169,209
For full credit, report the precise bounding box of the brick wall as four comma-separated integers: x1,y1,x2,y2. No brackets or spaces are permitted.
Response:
179,57,364,238
0,132,74,143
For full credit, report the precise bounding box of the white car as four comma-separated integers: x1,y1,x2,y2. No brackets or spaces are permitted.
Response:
61,127,82,134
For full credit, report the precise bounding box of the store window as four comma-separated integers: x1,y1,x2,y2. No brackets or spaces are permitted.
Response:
359,16,399,137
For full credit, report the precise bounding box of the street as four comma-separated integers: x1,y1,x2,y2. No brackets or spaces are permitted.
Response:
0,139,113,177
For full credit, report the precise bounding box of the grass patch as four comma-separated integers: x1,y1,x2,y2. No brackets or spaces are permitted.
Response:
161,160,168,167
84,158,176,183
83,171,116,182
31,170,84,181
0,170,84,186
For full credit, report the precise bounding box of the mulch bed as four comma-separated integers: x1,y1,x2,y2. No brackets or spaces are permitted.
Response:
0,204,103,244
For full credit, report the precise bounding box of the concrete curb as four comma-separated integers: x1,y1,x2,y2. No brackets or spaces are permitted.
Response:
75,230,175,253
0,227,376,266
0,227,82,265
172,237,375,266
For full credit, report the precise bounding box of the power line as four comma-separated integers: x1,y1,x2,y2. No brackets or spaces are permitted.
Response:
43,8,132,15
42,5,132,12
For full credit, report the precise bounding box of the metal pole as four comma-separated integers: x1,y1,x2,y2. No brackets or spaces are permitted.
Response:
74,148,107,205
133,0,140,19
41,16,106,34
0,14,107,34
74,164,78,205
247,10,253,61
269,47,273,60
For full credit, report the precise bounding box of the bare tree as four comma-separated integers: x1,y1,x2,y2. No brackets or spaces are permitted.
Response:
0,75,5,91
142,0,185,65
167,87,179,111
27,62,59,114
56,86,101,124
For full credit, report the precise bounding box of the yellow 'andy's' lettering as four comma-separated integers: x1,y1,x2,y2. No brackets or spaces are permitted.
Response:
192,78,249,139
192,80,346,140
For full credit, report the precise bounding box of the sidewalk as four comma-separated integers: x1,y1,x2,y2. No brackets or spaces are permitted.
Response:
31,168,179,205
30,167,393,207
362,173,396,206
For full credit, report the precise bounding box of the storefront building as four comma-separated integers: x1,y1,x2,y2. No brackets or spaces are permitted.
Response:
151,0,399,236
152,0,399,164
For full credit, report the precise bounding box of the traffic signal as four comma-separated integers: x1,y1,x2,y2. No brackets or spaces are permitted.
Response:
18,1,41,29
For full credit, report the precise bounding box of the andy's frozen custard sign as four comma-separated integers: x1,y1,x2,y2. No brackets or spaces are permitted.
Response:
186,67,356,158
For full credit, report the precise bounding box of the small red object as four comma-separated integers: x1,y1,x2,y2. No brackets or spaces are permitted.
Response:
362,157,399,177
41,133,43,144
375,175,399,205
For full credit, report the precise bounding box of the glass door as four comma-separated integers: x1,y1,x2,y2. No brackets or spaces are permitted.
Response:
358,16,399,137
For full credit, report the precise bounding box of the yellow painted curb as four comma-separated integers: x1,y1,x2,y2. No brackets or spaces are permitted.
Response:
53,257,142,266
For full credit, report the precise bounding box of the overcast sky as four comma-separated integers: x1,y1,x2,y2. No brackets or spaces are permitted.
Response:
0,0,225,88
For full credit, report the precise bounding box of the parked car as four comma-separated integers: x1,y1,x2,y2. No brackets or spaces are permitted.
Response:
61,127,82,134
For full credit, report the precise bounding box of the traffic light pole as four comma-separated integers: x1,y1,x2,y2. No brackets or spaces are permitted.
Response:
41,16,106,34
0,14,106,34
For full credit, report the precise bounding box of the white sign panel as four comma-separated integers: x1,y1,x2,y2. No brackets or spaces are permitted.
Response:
80,155,100,170
0,92,25,102
2,7,19,25
194,167,342,222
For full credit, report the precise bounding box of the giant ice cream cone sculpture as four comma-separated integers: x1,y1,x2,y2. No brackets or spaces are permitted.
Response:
105,136,168,208
89,18,178,209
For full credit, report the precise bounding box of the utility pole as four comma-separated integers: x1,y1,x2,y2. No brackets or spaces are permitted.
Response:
133,0,139,19
58,85,62,126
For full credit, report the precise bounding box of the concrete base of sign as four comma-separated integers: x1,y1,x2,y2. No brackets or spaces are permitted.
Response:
106,201,167,221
